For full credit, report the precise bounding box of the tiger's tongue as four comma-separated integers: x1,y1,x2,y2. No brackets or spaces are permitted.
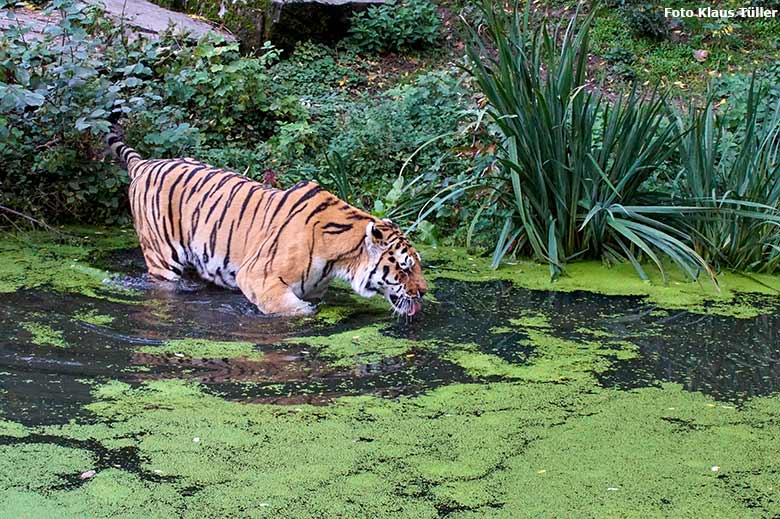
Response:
408,300,422,316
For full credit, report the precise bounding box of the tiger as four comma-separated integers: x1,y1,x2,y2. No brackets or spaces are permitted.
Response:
106,133,428,317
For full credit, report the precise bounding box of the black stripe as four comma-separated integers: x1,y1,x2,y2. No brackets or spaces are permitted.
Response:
186,170,220,203
215,179,248,230
261,203,310,276
264,181,311,230
322,222,354,235
287,184,322,214
304,199,338,224
303,221,320,287
237,186,263,223
166,166,192,241
203,194,225,225
223,220,236,269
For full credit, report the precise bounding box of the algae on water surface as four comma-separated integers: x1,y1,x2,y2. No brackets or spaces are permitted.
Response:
420,245,780,318
0,379,779,517
0,228,138,298
1,227,780,517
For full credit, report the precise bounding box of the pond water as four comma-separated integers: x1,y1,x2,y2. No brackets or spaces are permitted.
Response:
2,240,780,516
2,248,779,425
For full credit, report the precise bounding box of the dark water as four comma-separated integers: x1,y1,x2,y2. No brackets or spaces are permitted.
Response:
1,247,780,426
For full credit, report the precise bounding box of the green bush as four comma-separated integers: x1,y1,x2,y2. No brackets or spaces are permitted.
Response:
0,0,282,222
347,0,441,53
155,40,280,145
674,78,780,273
268,42,367,98
325,71,472,209
709,65,780,133
0,0,155,222
604,46,637,81
466,3,713,281
606,0,671,40
620,1,670,40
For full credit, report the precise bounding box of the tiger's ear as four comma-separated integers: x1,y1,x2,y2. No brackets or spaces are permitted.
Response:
365,221,386,255
382,218,399,230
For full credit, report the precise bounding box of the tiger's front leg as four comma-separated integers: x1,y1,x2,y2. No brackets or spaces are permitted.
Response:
235,270,316,317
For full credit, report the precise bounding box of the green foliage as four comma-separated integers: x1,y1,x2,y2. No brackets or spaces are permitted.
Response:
269,42,366,97
328,71,469,190
709,65,780,133
347,0,441,53
194,145,270,180
674,78,780,273
321,152,353,203
466,3,714,282
0,0,281,222
153,39,280,145
618,0,670,40
604,46,637,81
0,0,149,222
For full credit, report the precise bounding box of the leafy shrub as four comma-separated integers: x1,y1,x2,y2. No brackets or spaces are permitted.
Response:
193,145,271,181
0,0,158,222
268,42,366,98
750,0,780,9
709,65,780,133
616,0,670,40
326,71,471,208
347,0,441,53
604,46,637,81
674,78,780,273
155,40,279,145
466,3,713,281
0,0,282,222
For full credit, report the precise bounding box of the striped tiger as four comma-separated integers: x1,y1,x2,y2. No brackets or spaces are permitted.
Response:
106,133,428,317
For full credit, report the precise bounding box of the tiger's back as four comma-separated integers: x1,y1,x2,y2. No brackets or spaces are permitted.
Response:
127,155,277,288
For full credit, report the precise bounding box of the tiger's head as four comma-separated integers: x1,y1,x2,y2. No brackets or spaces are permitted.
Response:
354,219,428,317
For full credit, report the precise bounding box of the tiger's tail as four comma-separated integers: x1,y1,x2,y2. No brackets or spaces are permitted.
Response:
106,132,143,179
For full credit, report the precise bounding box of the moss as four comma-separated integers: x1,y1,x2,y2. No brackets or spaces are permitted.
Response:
0,442,93,494
445,327,638,383
3,227,780,517
0,420,29,438
509,312,551,330
420,245,780,318
496,384,780,517
138,338,264,360
309,287,391,325
290,323,428,367
21,322,67,348
0,228,137,298
312,305,354,325
72,309,114,327
0,377,777,516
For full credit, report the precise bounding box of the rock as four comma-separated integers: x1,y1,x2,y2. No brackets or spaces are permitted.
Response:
96,0,237,41
80,469,97,480
1,0,384,50
0,0,235,42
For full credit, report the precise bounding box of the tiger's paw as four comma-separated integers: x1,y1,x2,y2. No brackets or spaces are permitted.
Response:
258,296,318,318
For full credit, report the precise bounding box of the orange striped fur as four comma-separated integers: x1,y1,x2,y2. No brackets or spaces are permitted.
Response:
107,134,428,316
